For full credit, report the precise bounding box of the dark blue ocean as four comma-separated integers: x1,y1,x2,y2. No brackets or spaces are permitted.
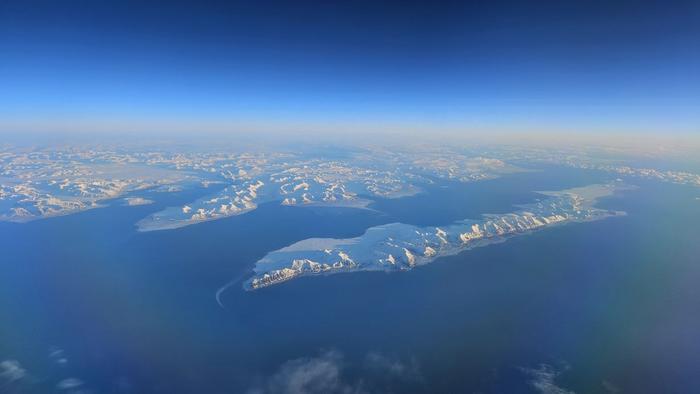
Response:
1,166,699,393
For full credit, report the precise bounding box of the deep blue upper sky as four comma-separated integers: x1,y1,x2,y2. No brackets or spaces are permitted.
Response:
1,0,698,134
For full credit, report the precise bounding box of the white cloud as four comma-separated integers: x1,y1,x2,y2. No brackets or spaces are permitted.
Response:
57,378,84,390
49,347,69,365
123,197,154,206
249,350,422,394
0,360,26,382
250,350,363,394
521,363,575,394
363,352,422,382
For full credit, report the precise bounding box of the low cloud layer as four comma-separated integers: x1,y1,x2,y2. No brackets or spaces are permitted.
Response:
521,363,575,394
248,350,422,394
0,360,27,383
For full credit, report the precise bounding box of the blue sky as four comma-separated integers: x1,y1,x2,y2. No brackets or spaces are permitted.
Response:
1,0,698,135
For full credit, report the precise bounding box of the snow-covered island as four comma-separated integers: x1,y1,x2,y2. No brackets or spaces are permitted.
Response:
2,142,695,230
245,183,630,290
135,154,520,231
0,145,523,227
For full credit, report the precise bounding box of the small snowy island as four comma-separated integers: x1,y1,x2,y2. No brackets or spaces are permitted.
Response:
245,183,630,290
